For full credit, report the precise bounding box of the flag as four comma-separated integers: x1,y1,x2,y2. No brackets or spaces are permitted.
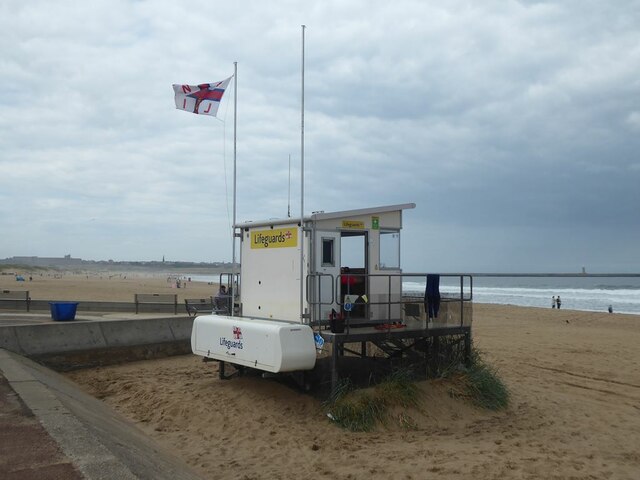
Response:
172,76,232,117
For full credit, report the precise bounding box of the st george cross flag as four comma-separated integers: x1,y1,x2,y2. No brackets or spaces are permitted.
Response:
172,76,232,117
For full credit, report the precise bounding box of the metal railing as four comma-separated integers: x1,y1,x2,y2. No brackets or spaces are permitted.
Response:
217,272,241,316
306,272,473,328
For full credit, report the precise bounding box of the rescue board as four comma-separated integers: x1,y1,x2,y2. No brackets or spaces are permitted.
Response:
191,315,317,373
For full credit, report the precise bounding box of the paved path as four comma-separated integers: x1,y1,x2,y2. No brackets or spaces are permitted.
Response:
0,349,202,480
0,372,83,479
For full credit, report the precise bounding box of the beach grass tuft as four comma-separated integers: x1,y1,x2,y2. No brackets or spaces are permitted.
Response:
450,347,510,411
375,369,420,409
324,370,420,432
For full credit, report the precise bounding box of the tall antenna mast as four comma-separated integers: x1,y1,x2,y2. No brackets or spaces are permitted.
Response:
287,154,291,218
299,25,306,323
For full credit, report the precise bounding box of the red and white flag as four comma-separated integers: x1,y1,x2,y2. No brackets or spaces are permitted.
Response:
172,76,232,117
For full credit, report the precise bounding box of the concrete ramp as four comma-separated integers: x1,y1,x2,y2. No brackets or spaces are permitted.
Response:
0,348,202,480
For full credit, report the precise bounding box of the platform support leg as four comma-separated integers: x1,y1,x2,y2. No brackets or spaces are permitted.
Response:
219,360,226,380
464,331,472,367
331,342,339,392
361,341,367,358
430,335,440,376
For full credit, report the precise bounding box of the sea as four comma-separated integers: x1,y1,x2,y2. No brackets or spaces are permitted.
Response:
404,276,640,315
186,274,640,316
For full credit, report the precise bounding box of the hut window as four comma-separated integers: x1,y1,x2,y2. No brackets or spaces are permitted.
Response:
379,230,400,269
322,238,334,266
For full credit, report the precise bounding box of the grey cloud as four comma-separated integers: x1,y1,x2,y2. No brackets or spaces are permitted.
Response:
1,1,639,271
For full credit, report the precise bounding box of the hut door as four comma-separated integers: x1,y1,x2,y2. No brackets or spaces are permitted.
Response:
314,231,341,323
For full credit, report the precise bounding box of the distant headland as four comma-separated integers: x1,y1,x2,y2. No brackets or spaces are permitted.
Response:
0,255,231,273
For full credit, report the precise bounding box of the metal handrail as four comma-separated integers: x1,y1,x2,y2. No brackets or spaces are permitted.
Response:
333,273,473,305
305,272,336,306
306,272,473,326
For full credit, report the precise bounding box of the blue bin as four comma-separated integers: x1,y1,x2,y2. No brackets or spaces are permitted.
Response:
49,302,79,321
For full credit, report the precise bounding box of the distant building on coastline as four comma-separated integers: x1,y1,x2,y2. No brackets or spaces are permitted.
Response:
0,255,84,267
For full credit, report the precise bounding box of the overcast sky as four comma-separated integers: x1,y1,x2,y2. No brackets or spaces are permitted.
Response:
1,0,639,273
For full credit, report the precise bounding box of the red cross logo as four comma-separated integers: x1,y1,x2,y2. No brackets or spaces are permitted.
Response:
285,230,292,239
233,326,242,340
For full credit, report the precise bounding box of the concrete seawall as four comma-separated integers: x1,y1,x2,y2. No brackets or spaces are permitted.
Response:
0,316,195,369
1,299,186,314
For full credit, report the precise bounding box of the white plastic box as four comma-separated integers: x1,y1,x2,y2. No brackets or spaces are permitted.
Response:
191,315,317,373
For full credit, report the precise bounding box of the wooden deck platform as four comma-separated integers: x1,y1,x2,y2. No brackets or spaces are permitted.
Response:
319,323,472,390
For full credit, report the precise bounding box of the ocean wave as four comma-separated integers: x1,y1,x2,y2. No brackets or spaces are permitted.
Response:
401,282,640,313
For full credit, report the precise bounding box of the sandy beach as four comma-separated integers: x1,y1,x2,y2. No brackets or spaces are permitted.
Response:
63,300,640,479
0,271,216,302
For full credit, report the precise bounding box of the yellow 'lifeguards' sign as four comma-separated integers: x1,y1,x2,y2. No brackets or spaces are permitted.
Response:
342,220,365,229
251,227,298,249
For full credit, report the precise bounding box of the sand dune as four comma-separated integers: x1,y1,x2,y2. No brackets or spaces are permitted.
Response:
66,304,640,479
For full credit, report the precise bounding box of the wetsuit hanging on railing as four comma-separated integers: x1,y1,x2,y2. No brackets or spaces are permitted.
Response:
424,274,441,320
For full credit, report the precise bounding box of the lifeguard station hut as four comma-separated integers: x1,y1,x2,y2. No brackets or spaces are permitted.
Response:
191,203,473,390
239,203,414,324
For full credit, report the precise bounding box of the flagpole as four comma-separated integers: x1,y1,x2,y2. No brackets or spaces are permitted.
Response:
299,25,306,324
232,61,238,317
288,154,291,218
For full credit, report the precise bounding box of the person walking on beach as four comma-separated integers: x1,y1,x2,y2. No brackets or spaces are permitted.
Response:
552,296,556,309
556,295,562,309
